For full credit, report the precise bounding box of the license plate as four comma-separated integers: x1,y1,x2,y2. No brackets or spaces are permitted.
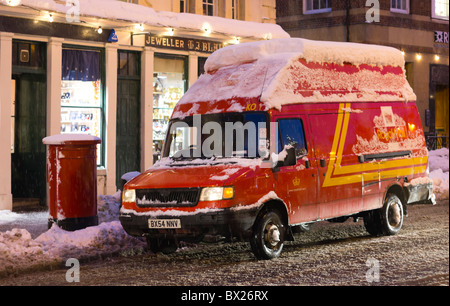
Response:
148,219,181,229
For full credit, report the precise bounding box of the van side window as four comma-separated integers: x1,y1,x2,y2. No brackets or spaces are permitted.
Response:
277,118,307,158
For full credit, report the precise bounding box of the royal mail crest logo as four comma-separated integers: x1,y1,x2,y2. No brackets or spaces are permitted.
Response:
292,177,300,186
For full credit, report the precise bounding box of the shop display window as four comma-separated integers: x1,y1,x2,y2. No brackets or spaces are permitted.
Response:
60,48,104,165
153,55,187,158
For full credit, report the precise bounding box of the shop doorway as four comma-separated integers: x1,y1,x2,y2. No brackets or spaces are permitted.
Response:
11,74,47,207
116,50,141,188
11,40,47,209
435,84,449,137
429,64,449,149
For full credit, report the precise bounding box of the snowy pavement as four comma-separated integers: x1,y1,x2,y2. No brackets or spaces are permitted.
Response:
0,148,448,278
0,192,146,277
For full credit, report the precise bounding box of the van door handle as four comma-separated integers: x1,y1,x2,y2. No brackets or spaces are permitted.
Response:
320,159,326,167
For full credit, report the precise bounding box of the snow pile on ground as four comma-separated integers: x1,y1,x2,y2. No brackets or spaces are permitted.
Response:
428,148,449,200
35,221,144,260
97,191,122,223
0,191,145,277
0,228,53,276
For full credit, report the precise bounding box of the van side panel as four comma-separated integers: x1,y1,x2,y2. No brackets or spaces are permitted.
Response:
305,101,427,220
309,106,365,219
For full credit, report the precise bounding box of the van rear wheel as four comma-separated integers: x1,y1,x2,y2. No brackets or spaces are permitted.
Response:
250,209,285,260
364,193,404,236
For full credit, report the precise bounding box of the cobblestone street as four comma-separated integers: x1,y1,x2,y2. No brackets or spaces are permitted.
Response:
2,200,448,286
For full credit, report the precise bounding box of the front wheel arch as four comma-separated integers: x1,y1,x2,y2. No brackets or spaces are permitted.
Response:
255,200,293,241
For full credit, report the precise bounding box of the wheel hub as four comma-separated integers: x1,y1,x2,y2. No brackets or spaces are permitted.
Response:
265,224,280,247
388,202,402,228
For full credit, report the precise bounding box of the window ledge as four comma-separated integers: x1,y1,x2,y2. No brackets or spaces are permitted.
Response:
303,8,332,15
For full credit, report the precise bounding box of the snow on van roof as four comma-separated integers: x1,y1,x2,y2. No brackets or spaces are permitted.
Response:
204,38,405,72
176,38,415,113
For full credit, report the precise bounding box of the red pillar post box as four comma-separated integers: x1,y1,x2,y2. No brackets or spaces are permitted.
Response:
43,134,101,231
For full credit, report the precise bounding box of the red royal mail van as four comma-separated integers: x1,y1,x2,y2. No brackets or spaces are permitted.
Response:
120,38,435,259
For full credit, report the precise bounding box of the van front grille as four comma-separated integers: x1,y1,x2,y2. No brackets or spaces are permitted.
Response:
135,188,201,207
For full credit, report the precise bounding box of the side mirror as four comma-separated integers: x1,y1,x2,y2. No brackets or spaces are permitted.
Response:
273,146,297,171
284,146,296,166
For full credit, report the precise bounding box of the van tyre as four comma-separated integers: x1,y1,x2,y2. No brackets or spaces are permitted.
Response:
364,193,404,236
250,209,285,260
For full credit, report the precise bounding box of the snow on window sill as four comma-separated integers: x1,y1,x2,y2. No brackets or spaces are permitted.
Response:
431,15,449,21
390,8,410,14
303,8,332,15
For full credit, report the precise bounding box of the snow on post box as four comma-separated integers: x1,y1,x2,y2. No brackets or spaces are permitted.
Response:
43,134,101,231
120,38,433,259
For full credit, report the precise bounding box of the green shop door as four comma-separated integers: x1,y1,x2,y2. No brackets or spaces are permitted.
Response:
116,50,141,189
11,74,47,206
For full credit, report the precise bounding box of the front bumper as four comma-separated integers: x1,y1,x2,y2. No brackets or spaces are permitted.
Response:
119,206,260,240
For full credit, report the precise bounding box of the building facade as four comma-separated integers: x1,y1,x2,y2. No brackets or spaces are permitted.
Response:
120,0,277,23
277,0,449,147
0,0,286,210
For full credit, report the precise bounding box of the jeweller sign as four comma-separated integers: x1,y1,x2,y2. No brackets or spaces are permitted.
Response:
145,34,224,53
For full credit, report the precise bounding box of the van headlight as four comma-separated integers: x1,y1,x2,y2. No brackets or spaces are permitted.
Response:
122,189,136,203
200,186,234,201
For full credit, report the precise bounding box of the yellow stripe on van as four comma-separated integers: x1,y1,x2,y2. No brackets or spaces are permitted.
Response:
322,103,427,188
323,103,346,188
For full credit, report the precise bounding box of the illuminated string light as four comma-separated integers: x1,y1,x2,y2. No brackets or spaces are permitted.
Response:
416,53,422,61
97,26,102,34
202,23,211,35
263,33,272,40
48,13,54,23
5,0,21,6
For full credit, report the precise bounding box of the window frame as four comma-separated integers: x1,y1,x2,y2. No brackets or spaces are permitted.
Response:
276,118,308,159
303,0,332,15
60,45,106,167
203,0,216,16
432,0,449,20
180,0,188,13
390,0,410,14
231,0,239,19
118,50,141,79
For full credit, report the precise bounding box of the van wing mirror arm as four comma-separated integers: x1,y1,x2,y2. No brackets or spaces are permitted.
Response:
284,147,297,166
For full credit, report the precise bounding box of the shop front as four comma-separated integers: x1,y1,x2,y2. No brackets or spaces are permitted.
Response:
3,32,229,208
0,0,289,210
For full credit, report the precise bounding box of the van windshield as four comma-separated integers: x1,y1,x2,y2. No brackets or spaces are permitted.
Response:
163,112,269,160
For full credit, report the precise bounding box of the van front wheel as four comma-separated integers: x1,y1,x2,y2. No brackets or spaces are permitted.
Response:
250,209,285,260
